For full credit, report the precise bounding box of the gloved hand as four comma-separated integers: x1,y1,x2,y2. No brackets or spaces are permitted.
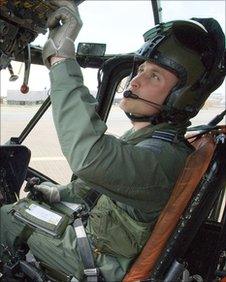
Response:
34,182,61,203
42,0,83,68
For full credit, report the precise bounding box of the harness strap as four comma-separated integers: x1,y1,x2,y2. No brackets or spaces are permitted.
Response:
84,189,101,209
73,218,99,282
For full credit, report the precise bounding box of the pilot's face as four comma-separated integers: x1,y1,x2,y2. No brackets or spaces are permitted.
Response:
119,61,179,117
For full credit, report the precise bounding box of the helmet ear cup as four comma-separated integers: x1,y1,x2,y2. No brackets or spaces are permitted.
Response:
161,20,224,122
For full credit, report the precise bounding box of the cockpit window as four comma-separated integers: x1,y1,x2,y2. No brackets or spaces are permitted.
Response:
33,1,154,54
160,0,225,32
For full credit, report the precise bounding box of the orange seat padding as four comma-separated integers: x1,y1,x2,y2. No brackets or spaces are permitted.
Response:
123,134,216,282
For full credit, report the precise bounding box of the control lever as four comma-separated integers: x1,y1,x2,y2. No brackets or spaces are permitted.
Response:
24,177,43,201
8,63,19,81
20,44,31,94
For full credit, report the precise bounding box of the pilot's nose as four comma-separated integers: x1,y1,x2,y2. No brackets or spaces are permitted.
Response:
129,75,140,91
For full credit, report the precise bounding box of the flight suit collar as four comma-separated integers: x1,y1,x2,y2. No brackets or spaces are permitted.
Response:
120,122,188,145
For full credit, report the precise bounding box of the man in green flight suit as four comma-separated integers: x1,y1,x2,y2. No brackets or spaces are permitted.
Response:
1,1,225,281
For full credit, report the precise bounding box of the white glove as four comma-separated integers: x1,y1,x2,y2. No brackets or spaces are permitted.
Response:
42,0,83,68
34,182,60,203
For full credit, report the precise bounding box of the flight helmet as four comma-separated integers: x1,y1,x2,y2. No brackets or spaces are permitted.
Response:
130,18,225,123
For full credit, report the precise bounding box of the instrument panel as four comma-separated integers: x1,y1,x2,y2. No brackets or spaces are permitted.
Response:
0,0,81,69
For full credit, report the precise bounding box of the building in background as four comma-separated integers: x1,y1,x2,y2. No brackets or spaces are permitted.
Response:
6,89,48,105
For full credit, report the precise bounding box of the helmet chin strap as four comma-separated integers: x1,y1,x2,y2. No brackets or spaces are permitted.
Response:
123,90,169,123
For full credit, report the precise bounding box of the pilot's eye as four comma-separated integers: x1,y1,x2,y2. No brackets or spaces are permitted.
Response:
137,67,144,74
150,72,160,80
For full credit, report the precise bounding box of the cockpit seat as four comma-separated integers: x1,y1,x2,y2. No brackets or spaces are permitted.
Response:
123,126,226,282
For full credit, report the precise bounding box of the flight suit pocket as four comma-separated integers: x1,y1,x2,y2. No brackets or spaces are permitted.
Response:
88,197,152,258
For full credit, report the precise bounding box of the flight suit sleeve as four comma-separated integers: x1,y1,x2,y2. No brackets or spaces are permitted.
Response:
49,59,188,207
58,178,92,203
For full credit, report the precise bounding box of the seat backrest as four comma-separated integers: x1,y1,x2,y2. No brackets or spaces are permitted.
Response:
123,133,216,282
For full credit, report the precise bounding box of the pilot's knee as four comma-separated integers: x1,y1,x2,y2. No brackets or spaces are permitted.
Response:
0,204,29,252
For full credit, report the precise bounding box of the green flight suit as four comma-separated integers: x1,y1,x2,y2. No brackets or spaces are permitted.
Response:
0,59,193,281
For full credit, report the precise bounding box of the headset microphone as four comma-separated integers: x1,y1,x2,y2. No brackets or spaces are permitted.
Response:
123,90,165,110
123,90,139,99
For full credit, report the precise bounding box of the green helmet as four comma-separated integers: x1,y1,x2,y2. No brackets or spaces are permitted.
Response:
135,18,225,123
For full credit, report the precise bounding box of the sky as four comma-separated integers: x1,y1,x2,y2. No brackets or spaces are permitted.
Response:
0,0,225,97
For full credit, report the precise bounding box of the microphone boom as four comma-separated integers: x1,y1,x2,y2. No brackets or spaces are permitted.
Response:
123,90,164,110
